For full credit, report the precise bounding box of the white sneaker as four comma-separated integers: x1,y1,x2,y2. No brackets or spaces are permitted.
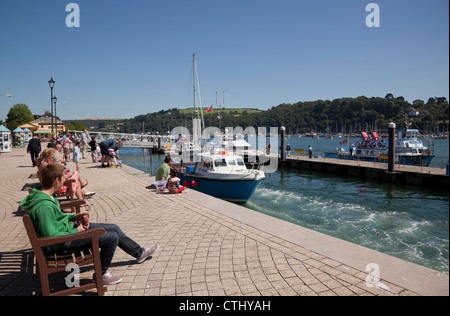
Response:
136,245,159,264
102,271,122,285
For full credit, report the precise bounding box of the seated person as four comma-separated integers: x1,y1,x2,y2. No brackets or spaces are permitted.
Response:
155,155,172,182
20,164,159,285
54,142,66,166
168,168,186,194
38,148,93,199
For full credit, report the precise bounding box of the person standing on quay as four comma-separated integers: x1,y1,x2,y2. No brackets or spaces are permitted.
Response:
27,134,41,167
80,129,89,159
308,145,313,158
63,131,72,162
73,141,81,172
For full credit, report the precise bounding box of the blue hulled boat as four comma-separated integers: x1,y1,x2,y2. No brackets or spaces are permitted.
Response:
174,151,265,203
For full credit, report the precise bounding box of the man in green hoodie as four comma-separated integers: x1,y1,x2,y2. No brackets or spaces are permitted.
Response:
20,164,159,285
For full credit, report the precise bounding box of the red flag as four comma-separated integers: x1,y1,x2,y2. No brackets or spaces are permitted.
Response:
340,139,348,146
205,105,213,113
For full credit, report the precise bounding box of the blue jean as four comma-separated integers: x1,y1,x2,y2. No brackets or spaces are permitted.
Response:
62,223,144,275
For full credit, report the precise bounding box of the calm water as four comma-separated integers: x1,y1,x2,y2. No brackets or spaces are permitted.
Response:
118,137,449,273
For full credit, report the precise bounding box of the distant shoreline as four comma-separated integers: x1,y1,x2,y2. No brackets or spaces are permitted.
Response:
77,118,123,121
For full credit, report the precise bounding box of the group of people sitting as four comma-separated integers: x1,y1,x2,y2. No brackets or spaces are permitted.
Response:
155,155,187,194
21,139,159,286
35,146,96,200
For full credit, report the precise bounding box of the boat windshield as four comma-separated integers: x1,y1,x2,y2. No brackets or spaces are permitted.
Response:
214,159,227,167
406,131,418,139
237,158,245,166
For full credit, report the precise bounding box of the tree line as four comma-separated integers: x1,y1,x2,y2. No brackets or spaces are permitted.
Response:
3,94,448,135
118,94,449,135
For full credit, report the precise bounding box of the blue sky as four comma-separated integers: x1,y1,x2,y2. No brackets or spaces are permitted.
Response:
0,0,448,120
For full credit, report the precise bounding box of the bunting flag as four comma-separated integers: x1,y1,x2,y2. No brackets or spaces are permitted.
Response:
340,139,348,146
205,105,213,113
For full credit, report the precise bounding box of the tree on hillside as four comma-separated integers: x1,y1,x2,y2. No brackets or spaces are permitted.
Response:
6,104,34,131
65,121,87,131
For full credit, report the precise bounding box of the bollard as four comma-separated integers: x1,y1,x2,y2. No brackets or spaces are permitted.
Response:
280,126,286,162
388,122,395,173
148,148,153,176
142,147,147,174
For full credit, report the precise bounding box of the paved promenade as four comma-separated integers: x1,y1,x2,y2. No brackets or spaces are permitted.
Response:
0,147,448,296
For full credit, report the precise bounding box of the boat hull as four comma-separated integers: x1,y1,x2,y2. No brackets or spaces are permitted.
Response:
178,173,263,203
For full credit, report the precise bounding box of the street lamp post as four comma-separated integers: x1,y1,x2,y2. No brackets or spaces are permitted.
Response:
52,96,58,137
48,77,55,142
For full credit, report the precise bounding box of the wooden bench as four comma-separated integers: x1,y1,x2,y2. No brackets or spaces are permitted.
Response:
22,202,106,296
56,178,77,202
28,179,87,214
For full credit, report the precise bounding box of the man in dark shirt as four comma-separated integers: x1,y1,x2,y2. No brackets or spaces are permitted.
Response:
99,138,122,167
27,134,41,167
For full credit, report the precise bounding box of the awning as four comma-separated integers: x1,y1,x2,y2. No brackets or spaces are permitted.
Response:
360,132,368,141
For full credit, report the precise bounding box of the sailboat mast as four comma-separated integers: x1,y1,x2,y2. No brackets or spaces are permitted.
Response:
192,53,205,131
193,53,196,115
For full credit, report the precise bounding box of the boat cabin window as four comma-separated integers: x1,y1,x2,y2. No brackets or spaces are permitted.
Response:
203,160,213,168
237,158,245,166
405,131,418,139
214,159,227,167
227,158,236,166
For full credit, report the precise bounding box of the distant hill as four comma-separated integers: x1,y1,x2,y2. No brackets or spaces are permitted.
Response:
179,107,262,115
63,96,448,135
78,118,123,121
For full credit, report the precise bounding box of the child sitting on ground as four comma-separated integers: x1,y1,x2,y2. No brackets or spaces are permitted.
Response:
168,168,186,194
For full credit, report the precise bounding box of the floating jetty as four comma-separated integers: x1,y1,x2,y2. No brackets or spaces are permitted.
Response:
279,155,449,190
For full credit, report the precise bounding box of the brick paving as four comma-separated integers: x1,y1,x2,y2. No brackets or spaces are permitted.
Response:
0,147,446,296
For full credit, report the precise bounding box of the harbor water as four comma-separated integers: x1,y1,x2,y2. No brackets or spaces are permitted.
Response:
118,137,449,274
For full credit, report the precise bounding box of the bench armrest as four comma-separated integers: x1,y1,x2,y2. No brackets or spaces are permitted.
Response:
36,227,106,248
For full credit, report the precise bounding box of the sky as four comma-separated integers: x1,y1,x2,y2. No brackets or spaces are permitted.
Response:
0,0,448,121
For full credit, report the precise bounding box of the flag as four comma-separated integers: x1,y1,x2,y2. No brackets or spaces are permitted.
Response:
205,105,213,113
340,139,348,146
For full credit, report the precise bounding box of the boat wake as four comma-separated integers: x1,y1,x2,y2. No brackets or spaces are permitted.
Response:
246,186,449,274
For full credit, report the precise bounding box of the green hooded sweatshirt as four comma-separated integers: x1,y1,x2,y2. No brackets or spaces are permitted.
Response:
20,188,78,251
